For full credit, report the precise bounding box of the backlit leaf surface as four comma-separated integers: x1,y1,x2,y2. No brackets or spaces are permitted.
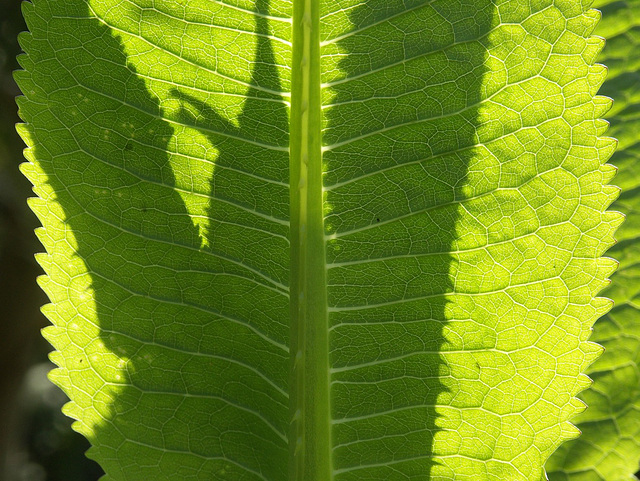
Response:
546,0,640,479
16,0,620,479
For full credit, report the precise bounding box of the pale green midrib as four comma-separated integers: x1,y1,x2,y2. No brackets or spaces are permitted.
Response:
289,0,331,480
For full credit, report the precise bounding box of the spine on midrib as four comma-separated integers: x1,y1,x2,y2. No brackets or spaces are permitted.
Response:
289,0,331,479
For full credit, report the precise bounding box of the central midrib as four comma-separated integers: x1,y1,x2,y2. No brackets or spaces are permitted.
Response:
289,0,331,480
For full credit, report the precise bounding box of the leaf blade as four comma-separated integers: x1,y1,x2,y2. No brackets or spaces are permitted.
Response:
18,0,292,478
321,1,620,479
546,0,640,479
16,0,623,480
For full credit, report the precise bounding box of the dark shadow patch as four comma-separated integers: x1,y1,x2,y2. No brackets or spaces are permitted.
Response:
321,1,495,479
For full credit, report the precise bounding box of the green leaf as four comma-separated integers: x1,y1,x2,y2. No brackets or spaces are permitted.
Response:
545,0,640,479
15,0,621,480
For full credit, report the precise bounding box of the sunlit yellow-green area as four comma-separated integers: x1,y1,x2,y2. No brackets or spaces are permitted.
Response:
16,0,624,480
546,0,640,479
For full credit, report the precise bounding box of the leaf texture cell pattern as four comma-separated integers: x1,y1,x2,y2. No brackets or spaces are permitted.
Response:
546,0,640,479
16,0,621,480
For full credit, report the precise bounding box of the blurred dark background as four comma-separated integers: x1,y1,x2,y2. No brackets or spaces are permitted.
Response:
0,0,103,479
